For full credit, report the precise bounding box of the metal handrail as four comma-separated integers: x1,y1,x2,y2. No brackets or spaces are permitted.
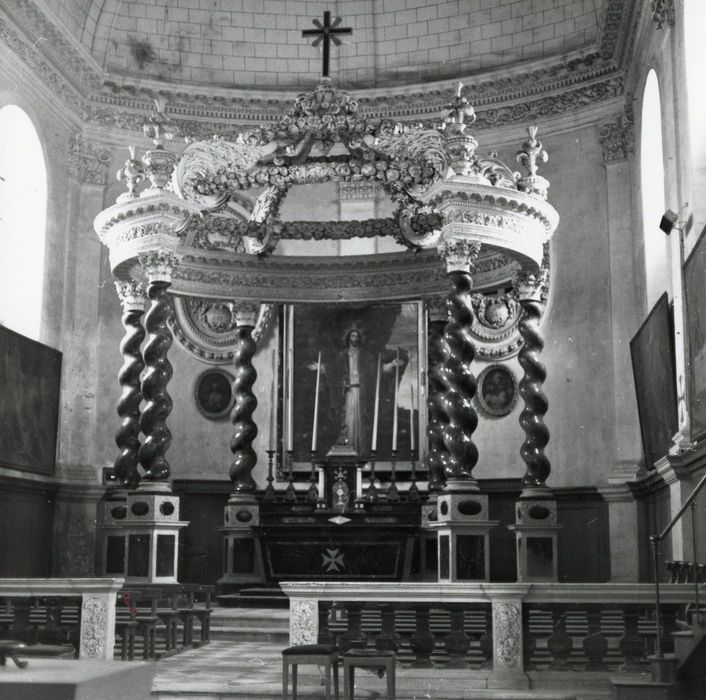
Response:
650,470,706,658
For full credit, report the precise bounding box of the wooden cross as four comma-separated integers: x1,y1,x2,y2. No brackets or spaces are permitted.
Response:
302,11,352,78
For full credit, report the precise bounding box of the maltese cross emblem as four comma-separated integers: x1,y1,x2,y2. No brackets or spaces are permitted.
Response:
321,548,345,572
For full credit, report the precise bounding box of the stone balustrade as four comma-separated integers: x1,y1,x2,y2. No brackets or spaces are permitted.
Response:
282,582,699,690
0,578,124,661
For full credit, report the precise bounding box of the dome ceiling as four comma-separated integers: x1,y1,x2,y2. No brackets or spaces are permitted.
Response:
55,0,604,91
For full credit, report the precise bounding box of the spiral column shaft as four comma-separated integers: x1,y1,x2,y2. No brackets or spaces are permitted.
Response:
115,307,145,490
138,279,174,482
229,324,258,495
441,269,479,485
518,297,550,491
426,318,450,492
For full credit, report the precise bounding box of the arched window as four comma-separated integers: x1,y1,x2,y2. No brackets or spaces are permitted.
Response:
0,105,47,341
640,70,669,309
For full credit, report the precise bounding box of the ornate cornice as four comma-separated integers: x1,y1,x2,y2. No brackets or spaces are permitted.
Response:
651,0,675,30
598,109,634,163
150,248,519,303
1,0,637,140
68,134,111,185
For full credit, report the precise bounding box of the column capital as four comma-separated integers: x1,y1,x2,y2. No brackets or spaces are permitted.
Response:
68,133,111,186
513,268,549,302
651,0,675,29
138,249,182,283
424,294,447,323
438,237,481,273
233,301,260,327
114,280,147,312
598,111,634,164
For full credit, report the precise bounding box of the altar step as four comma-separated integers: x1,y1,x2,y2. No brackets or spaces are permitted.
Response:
209,606,289,645
216,585,288,608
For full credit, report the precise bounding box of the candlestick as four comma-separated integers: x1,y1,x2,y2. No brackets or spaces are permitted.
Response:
311,350,321,452
367,450,379,504
286,306,294,449
269,349,276,452
371,353,381,452
409,384,415,452
284,449,296,502
392,348,399,452
263,449,276,501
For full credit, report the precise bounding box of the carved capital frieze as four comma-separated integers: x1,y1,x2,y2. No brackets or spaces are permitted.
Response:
598,111,634,163
425,295,448,324
114,280,147,312
438,238,481,273
651,0,675,29
232,301,260,328
139,249,182,283
68,134,111,186
514,268,549,302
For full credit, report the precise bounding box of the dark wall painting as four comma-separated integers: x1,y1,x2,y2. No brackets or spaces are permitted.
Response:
685,229,706,442
629,292,678,469
288,302,421,464
0,326,62,475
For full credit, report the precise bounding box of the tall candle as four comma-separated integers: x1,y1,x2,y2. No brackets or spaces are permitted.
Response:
286,306,294,448
371,353,381,452
269,349,276,451
311,350,321,452
392,348,399,452
409,384,415,452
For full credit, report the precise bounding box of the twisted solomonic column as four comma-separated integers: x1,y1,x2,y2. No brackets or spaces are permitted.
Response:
114,281,147,490
438,238,481,490
426,298,450,493
229,302,259,499
515,269,551,495
137,250,181,484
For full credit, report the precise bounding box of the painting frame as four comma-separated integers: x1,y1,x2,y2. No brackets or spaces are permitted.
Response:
282,301,426,471
0,326,62,476
629,292,679,469
684,225,706,443
475,364,518,418
193,368,235,420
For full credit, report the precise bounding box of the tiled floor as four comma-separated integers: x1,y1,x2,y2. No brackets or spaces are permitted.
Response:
151,640,606,699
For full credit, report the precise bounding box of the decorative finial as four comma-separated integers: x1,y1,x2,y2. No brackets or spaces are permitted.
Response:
143,98,174,149
516,126,548,177
441,82,476,129
116,145,144,202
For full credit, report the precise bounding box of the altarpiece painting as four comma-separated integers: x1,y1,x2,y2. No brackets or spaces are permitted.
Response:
282,301,424,472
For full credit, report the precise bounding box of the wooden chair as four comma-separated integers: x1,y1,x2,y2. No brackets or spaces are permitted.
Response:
190,585,214,647
282,643,340,700
342,649,396,700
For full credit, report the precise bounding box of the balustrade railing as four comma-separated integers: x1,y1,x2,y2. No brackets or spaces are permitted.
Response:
282,582,697,687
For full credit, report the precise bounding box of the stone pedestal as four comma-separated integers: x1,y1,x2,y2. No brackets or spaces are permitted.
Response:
99,482,187,584
219,499,264,589
486,585,531,689
508,498,561,582
428,487,498,582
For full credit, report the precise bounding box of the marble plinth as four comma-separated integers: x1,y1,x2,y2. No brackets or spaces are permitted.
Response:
0,659,154,700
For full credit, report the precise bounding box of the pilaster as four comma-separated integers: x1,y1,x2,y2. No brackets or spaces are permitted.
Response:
598,473,641,582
